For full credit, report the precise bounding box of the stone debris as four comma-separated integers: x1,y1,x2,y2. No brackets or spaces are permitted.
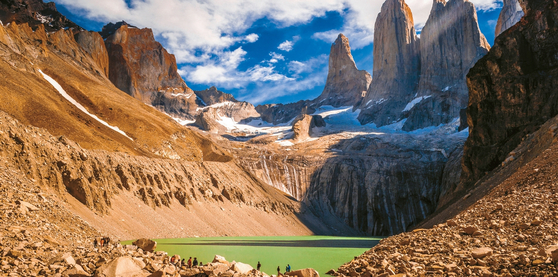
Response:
333,156,558,276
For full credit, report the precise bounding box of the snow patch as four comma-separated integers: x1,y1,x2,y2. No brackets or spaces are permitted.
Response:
170,92,193,99
39,70,133,141
403,95,431,112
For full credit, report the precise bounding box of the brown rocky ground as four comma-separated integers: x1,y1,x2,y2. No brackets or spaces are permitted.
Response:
333,115,558,276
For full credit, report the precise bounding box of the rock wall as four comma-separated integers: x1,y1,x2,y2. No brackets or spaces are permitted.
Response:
462,0,558,187
314,34,371,107
304,133,465,235
495,0,524,37
358,0,420,126
74,31,110,77
402,0,489,131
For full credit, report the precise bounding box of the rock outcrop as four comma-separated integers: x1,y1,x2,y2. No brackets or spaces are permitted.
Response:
402,0,490,131
495,0,524,37
0,0,82,31
102,21,198,119
358,0,420,126
256,100,314,125
314,34,371,107
291,114,326,142
462,0,558,187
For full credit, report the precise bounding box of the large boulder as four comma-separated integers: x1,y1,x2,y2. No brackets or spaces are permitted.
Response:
231,262,254,274
96,256,147,277
285,268,320,277
132,238,157,252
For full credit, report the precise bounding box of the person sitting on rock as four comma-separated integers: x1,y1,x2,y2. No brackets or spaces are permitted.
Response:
187,257,192,268
277,266,281,276
257,261,261,271
286,264,291,272
171,256,176,264
193,257,198,266
93,238,98,248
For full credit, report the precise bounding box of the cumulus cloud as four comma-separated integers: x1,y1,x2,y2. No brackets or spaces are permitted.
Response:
269,52,285,63
278,40,295,52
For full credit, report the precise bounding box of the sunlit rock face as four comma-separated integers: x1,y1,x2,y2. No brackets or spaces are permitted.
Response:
358,0,420,127
495,0,524,37
315,34,371,108
402,0,490,131
102,21,199,119
463,0,558,187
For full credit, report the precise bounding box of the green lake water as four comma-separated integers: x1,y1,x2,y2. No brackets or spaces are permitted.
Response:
124,236,381,275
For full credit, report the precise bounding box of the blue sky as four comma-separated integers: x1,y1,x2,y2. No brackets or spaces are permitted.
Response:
53,0,503,105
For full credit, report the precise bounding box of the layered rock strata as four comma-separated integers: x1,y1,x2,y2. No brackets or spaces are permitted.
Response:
462,0,558,187
403,0,490,131
495,0,524,36
102,21,199,119
357,0,420,127
314,34,371,107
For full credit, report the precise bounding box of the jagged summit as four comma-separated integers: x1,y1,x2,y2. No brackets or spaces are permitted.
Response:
314,33,371,107
0,0,82,31
99,21,138,38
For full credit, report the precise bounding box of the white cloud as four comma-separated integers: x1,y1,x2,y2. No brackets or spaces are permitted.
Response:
245,33,259,43
269,52,285,63
278,40,294,52
288,54,328,75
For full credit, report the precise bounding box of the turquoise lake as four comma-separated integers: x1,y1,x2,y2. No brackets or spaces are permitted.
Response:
125,236,381,275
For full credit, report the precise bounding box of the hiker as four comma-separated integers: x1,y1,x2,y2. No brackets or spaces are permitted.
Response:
277,266,281,276
193,257,198,267
181,258,185,268
257,261,261,271
187,257,192,268
200,262,203,266
286,264,291,272
104,237,111,246
93,238,98,248
100,238,104,247
171,256,176,264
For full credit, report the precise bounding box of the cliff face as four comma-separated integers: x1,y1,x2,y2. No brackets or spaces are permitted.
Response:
315,34,372,107
103,22,198,119
358,0,420,127
304,133,464,235
463,0,558,187
495,0,524,37
402,0,490,131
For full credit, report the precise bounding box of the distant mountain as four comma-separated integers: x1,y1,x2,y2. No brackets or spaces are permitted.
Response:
0,0,81,31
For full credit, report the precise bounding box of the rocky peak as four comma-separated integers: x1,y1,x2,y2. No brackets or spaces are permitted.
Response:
74,31,109,77
314,33,371,107
195,86,238,106
291,114,326,142
99,21,137,39
495,0,524,36
401,0,490,131
103,22,197,118
0,0,82,31
357,0,420,126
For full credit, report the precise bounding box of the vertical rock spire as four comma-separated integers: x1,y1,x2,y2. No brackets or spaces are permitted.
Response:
495,0,524,37
358,0,420,126
315,33,371,107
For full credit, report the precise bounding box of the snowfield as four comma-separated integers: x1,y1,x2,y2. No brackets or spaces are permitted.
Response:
39,70,134,141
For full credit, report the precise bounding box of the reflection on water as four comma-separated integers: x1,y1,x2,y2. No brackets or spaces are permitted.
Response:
159,239,378,248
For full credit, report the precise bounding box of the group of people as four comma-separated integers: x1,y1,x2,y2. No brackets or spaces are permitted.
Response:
170,256,204,268
256,262,291,276
93,237,111,248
